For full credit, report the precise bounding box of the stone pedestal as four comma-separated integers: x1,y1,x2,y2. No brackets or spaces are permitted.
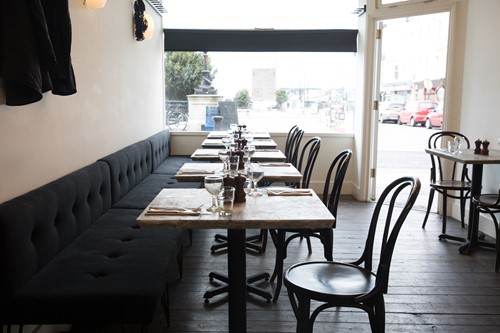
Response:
187,94,224,131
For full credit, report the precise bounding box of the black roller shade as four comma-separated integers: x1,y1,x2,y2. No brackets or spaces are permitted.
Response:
164,29,358,52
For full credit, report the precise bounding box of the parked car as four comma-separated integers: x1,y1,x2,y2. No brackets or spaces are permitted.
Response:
425,107,443,129
379,102,405,123
398,100,438,126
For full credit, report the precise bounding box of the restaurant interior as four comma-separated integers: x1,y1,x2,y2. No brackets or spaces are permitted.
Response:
1,1,500,333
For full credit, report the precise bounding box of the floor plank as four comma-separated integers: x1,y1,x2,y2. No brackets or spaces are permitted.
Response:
70,197,500,332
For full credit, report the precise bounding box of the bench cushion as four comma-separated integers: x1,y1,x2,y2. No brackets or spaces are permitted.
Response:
3,208,184,325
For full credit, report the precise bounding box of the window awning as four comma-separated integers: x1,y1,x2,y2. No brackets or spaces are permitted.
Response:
163,29,358,52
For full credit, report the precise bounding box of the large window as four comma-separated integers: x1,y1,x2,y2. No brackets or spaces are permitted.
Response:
163,0,359,133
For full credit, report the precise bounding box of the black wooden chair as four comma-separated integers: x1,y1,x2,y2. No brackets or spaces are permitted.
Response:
268,148,352,303
285,125,304,168
422,131,471,237
471,190,500,272
283,176,421,333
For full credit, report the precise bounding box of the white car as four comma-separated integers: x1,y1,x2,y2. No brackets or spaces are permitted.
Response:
379,102,405,123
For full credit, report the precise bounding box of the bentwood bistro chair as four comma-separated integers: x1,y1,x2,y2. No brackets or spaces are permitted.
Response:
422,131,471,237
471,190,500,272
269,148,352,303
284,176,421,333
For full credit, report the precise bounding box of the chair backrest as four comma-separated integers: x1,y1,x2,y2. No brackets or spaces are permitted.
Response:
352,176,420,294
428,131,470,182
322,149,353,223
285,126,304,167
297,136,321,188
284,125,299,156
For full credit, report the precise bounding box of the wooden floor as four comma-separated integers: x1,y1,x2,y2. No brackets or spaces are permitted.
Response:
72,197,500,333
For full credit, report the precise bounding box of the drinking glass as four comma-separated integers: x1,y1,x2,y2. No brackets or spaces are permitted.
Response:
244,145,256,163
230,123,238,133
228,155,240,176
204,175,223,212
247,165,264,197
217,186,235,216
221,136,231,150
218,149,230,173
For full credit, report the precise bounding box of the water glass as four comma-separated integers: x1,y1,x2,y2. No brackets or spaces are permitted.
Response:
218,186,235,216
228,155,240,176
447,140,458,154
204,175,223,212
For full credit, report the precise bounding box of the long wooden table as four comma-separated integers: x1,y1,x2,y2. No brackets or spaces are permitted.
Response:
175,162,302,183
425,148,500,253
137,188,334,333
201,138,277,149
207,131,271,139
191,148,286,162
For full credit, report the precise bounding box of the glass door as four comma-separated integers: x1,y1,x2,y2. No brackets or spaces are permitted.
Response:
370,12,450,209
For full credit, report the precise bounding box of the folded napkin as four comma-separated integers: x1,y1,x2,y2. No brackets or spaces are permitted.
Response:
194,153,218,157
259,163,291,167
145,206,201,216
178,170,215,174
267,189,312,196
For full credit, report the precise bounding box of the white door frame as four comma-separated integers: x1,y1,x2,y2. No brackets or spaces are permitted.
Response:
355,0,466,202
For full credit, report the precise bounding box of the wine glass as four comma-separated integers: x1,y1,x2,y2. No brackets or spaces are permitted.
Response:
218,149,230,174
221,136,231,150
247,165,264,197
230,123,238,133
204,175,223,212
454,136,464,153
244,145,256,163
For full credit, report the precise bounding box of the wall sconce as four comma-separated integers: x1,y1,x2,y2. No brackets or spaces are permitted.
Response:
83,0,107,9
143,13,155,40
134,0,154,41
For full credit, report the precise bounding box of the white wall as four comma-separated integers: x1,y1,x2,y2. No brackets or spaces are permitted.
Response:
0,1,165,203
460,0,500,235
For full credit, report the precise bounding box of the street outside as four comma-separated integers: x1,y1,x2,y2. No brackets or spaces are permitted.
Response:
376,122,437,211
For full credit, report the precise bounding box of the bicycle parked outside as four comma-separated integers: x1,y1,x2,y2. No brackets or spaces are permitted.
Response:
165,100,189,130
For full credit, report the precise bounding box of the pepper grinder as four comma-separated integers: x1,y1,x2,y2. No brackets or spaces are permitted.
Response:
234,173,247,203
481,140,490,155
474,139,482,154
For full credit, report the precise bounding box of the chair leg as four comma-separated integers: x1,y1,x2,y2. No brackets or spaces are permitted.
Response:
269,229,286,303
319,229,333,261
441,190,448,235
422,188,435,228
305,236,312,254
296,294,312,333
460,191,467,228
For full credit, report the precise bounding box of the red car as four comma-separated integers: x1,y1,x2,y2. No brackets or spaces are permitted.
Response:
425,108,443,129
398,101,438,127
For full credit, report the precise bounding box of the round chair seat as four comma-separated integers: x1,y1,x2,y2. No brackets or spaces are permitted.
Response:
430,180,470,190
284,261,376,302
473,194,500,208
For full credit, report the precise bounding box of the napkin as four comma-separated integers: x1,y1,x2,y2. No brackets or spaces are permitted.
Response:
178,170,215,174
145,206,201,216
259,163,291,167
267,189,313,196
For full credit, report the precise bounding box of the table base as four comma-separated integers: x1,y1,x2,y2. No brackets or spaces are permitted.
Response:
203,271,272,303
211,231,268,254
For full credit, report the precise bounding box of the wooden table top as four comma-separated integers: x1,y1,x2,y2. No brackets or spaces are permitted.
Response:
190,149,286,162
137,188,334,230
207,131,271,139
201,138,277,149
175,162,302,183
